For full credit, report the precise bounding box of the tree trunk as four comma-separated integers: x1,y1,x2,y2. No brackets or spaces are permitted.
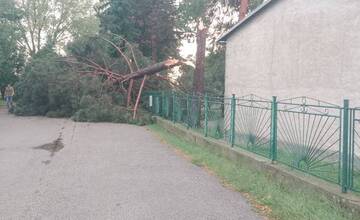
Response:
133,75,147,119
121,59,182,82
151,34,158,64
127,79,134,107
193,21,207,95
239,0,249,20
190,21,207,128
149,1,160,64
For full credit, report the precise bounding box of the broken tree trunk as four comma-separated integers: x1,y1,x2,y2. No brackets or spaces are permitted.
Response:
70,58,182,84
121,59,182,83
127,79,134,107
128,59,181,118
68,55,183,118
193,21,207,95
239,0,249,20
133,75,148,119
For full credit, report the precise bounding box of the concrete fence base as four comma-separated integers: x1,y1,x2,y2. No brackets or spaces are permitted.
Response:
154,117,360,216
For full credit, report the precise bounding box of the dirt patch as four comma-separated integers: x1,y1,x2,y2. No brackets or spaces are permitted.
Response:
33,138,64,157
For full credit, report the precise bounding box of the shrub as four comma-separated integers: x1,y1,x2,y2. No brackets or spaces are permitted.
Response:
13,47,153,125
14,47,72,116
72,95,153,125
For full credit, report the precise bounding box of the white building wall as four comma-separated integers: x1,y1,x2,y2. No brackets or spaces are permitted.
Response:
225,0,360,107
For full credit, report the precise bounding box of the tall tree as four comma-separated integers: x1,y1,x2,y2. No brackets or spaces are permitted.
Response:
179,0,220,95
96,0,139,42
136,0,179,63
177,0,265,96
97,0,179,63
178,48,225,97
193,20,207,95
0,0,25,95
240,0,249,19
223,0,264,20
16,0,99,56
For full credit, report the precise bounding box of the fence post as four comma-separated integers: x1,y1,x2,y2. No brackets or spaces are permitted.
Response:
165,93,169,118
204,94,209,137
186,94,190,129
164,93,167,117
349,109,355,189
342,99,350,193
178,97,182,123
172,92,176,123
149,94,153,113
166,93,170,118
230,94,236,147
160,91,164,117
270,96,278,162
155,95,159,115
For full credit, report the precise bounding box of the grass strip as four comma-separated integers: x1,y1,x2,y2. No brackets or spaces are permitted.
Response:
148,124,358,220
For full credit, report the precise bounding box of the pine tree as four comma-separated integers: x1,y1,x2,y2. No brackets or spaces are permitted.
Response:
97,0,179,62
0,0,25,95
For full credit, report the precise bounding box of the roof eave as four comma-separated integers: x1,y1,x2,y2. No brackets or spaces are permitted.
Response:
217,0,277,43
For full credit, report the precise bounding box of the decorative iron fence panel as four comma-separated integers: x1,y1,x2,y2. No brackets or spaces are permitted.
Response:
206,96,229,140
175,95,188,126
142,92,360,194
350,108,360,192
234,95,272,158
188,95,201,130
276,97,342,184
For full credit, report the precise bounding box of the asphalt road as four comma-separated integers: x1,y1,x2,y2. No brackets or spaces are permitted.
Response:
0,108,262,220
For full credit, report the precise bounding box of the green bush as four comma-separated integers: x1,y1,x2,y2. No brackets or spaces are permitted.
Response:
13,47,153,125
14,47,74,116
72,95,153,125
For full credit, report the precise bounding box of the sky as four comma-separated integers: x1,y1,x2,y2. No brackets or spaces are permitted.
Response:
180,39,197,60
174,0,197,60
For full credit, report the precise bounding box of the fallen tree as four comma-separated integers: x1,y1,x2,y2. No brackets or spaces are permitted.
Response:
66,34,184,118
120,59,182,82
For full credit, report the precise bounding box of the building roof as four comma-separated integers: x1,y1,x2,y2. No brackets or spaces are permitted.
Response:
217,0,278,43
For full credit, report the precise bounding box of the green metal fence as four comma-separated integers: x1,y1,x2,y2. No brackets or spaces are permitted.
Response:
206,96,230,140
276,97,342,185
143,92,360,194
350,108,360,192
233,95,272,158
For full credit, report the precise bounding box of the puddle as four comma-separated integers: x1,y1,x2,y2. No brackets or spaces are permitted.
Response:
42,160,51,165
33,138,64,157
